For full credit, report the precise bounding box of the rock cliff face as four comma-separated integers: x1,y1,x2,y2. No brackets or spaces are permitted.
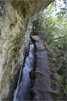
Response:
0,0,53,100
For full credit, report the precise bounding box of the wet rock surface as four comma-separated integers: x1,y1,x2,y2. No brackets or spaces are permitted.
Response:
30,36,59,101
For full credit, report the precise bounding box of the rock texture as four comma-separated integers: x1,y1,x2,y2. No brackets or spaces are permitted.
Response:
0,0,54,100
30,36,59,101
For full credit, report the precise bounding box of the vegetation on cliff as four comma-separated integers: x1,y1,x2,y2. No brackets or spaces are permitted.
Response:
31,1,67,100
0,0,54,100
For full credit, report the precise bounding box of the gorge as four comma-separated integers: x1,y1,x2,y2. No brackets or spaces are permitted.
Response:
0,0,62,101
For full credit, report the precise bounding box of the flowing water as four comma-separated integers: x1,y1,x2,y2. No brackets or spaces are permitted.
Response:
13,41,35,101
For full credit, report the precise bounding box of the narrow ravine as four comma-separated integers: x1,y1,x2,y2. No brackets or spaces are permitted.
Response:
13,40,35,101
13,36,59,101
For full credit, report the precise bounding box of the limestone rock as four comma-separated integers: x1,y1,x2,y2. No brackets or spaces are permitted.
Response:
0,0,54,100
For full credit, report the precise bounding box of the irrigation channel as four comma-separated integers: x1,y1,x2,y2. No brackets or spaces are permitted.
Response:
13,40,35,101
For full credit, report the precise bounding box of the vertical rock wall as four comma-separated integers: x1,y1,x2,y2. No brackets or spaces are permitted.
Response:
0,0,54,100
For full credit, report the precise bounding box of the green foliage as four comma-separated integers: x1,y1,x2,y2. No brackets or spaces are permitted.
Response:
31,1,67,51
31,1,67,100
56,8,67,16
58,58,67,100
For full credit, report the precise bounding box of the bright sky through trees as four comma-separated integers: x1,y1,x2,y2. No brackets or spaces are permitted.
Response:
46,0,67,18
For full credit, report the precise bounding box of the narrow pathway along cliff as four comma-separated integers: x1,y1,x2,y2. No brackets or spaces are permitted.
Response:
13,36,59,101
0,0,54,100
30,36,59,101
